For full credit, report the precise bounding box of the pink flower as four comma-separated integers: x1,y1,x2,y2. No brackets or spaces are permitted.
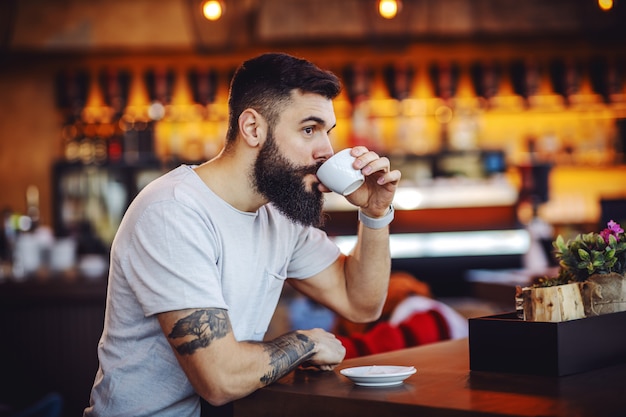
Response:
608,220,624,234
600,220,624,244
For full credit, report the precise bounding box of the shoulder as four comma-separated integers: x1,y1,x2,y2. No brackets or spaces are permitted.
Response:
129,165,219,215
116,166,221,245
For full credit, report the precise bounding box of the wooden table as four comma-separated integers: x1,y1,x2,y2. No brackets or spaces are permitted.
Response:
232,338,626,417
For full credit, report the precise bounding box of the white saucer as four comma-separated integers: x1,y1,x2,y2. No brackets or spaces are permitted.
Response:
340,365,416,387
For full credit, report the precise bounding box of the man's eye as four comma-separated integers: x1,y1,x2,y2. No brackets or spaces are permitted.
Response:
303,126,314,135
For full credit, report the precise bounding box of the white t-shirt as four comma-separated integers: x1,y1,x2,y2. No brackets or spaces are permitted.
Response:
84,165,341,417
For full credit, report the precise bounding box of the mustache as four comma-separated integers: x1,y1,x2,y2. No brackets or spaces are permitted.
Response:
293,161,324,177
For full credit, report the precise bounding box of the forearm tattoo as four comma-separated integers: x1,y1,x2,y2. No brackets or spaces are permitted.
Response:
167,308,230,355
258,332,315,385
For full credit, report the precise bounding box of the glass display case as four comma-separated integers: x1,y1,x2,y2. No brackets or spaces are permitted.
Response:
51,161,166,254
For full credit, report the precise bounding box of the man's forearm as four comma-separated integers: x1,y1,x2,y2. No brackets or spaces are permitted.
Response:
163,309,323,405
344,222,392,320
252,331,316,385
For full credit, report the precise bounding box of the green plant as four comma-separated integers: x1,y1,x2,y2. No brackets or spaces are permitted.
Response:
552,220,626,283
531,272,574,288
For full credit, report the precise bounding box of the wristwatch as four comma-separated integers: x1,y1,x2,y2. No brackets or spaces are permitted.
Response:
358,205,394,229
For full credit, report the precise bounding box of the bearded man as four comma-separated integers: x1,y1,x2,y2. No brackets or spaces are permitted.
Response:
84,52,401,417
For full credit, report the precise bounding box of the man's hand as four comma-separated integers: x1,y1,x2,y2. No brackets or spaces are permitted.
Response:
345,146,401,218
296,328,346,370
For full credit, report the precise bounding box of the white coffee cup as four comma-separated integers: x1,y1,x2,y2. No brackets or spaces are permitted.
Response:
316,148,365,195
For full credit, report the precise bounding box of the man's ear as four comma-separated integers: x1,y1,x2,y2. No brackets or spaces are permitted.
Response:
238,109,267,147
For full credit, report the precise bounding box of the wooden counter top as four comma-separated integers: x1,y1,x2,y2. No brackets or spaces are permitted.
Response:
233,338,626,417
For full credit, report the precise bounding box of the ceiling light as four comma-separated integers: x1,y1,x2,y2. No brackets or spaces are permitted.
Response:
202,0,224,21
378,0,401,19
598,0,613,11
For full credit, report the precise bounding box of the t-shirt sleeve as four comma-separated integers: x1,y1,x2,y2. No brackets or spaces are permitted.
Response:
287,226,341,280
123,200,228,317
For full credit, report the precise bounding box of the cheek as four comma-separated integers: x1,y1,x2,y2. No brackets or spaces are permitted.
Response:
277,133,316,162
291,147,314,166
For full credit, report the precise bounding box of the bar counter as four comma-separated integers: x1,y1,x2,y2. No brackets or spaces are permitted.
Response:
233,338,626,417
0,276,107,417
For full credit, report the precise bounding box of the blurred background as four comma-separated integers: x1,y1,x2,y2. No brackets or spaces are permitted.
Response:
0,0,626,415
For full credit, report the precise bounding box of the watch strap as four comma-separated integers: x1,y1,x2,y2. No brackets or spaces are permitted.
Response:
358,205,394,229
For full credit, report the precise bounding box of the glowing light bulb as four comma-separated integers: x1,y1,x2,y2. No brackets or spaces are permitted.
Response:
598,0,613,11
378,0,400,19
202,0,224,21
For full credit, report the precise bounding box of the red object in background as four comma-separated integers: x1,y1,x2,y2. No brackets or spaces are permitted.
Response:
338,310,451,359
399,309,450,346
352,322,405,356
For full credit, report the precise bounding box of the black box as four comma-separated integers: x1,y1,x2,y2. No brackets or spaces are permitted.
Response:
469,311,626,376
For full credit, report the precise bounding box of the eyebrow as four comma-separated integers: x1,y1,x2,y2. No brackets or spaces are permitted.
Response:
300,116,336,132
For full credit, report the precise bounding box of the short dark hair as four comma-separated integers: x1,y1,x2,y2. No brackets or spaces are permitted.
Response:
225,53,342,144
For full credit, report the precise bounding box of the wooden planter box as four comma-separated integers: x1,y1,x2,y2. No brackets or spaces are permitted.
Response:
519,274,626,322
468,310,626,376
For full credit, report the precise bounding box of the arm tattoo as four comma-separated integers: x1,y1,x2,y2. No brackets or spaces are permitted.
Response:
258,332,315,385
167,308,230,355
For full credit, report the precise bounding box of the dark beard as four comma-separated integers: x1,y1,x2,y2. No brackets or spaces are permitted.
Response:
252,133,325,227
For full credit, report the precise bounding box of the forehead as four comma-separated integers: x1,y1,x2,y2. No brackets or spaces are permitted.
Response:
278,90,336,128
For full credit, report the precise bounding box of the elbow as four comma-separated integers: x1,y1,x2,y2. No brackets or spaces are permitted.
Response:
198,384,244,407
193,373,252,407
202,393,234,408
361,307,385,323
346,303,385,324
